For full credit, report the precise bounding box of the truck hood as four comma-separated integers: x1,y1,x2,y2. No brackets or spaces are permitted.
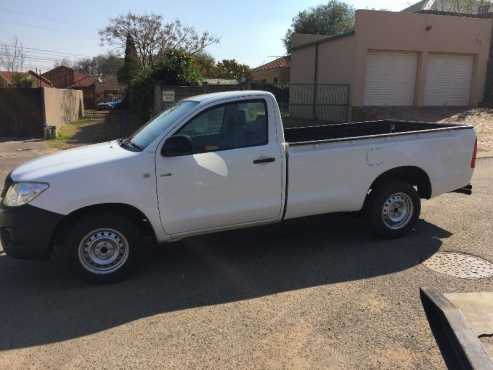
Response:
11,141,140,182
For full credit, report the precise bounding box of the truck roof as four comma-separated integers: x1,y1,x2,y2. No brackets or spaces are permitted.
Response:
184,90,273,104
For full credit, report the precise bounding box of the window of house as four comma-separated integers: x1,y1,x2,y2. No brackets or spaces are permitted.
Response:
176,99,268,154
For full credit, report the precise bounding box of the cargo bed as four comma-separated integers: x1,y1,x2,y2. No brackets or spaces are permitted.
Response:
285,120,472,145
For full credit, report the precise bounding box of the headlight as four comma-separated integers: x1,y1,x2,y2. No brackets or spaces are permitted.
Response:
2,182,49,207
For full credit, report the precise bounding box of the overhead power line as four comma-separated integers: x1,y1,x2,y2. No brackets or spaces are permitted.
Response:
0,43,93,58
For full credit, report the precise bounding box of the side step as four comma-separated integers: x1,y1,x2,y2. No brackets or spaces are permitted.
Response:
453,184,473,195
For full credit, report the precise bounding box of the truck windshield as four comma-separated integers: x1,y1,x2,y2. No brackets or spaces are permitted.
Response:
129,101,199,149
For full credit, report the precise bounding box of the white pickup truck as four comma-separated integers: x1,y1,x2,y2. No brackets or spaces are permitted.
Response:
0,91,477,282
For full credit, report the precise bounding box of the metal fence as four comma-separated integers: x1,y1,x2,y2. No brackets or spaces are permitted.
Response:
288,83,351,126
154,83,351,128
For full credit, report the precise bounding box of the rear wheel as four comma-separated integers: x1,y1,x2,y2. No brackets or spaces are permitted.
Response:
367,181,420,238
65,213,138,283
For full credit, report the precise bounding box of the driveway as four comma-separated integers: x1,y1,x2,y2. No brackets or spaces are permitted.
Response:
0,142,492,369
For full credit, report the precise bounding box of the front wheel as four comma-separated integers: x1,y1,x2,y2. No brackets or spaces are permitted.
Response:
367,181,421,238
65,213,138,283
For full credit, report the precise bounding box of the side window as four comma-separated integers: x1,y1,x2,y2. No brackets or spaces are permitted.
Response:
233,101,268,147
176,99,268,154
178,105,225,138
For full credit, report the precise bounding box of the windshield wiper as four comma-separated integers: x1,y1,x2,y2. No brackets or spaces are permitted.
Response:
119,138,142,151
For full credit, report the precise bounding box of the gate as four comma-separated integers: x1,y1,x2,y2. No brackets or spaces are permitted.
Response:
288,83,351,127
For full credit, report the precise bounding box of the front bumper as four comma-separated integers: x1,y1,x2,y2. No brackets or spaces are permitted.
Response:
0,204,63,260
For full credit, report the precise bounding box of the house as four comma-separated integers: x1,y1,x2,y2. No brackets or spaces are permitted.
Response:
0,70,53,88
290,9,492,115
252,56,290,85
42,66,97,108
403,0,493,16
95,75,124,102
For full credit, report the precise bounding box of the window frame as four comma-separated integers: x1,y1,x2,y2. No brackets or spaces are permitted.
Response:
174,98,269,155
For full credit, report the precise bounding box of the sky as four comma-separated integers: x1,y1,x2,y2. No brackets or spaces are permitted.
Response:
0,0,415,73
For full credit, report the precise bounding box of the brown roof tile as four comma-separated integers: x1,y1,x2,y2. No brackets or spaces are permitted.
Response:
253,56,290,72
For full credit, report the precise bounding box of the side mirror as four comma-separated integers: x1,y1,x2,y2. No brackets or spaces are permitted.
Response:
162,135,193,157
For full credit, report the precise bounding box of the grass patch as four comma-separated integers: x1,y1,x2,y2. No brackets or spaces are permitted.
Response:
47,118,95,150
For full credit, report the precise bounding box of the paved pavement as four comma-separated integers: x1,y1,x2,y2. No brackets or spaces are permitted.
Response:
0,142,492,369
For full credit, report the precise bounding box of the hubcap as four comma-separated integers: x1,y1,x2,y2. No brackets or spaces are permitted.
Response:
381,192,414,230
78,228,129,275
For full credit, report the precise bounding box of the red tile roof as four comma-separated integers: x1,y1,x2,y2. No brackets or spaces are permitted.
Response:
70,72,96,88
253,56,290,72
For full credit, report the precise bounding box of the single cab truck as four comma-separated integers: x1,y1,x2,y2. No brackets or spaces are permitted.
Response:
0,91,477,282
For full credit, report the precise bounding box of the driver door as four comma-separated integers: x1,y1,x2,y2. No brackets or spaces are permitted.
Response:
156,99,283,235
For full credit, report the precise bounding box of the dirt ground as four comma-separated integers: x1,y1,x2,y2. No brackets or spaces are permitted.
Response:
438,108,493,154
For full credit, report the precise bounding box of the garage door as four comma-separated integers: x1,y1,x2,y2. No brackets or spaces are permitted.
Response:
364,52,418,106
424,54,473,106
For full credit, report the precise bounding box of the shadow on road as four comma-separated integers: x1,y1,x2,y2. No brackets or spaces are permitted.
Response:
0,213,450,350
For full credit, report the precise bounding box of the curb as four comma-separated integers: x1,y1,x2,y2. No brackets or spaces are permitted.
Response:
420,287,493,370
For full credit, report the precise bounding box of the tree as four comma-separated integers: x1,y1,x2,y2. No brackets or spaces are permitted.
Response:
0,37,26,73
99,13,219,68
427,0,482,13
192,52,218,78
128,50,201,118
74,53,123,76
150,50,201,85
12,73,34,88
283,1,355,53
54,58,73,68
216,59,251,80
117,34,140,84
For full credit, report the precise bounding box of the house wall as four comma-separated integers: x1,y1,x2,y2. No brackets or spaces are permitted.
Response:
317,36,356,85
290,45,317,84
0,76,9,88
43,88,84,129
42,66,75,88
291,10,492,107
352,10,492,106
251,68,290,84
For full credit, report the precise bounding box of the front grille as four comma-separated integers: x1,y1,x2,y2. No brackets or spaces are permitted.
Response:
1,173,12,199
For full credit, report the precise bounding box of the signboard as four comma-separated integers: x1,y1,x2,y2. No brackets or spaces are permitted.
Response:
162,90,176,103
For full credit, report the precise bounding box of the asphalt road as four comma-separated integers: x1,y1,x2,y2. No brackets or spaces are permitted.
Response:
0,141,492,369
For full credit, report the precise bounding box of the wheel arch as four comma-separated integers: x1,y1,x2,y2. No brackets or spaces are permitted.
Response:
51,203,157,248
367,166,432,200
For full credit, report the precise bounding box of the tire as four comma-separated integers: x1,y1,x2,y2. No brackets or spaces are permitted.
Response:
64,212,139,283
367,181,421,239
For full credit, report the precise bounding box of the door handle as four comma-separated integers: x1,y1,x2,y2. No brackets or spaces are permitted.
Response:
253,157,276,164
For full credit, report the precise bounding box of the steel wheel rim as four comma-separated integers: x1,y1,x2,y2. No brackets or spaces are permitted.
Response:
381,192,414,230
78,228,129,275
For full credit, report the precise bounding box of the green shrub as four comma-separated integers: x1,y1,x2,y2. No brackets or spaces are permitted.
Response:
127,50,201,120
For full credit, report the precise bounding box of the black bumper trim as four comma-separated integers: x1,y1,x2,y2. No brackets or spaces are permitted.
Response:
0,204,63,260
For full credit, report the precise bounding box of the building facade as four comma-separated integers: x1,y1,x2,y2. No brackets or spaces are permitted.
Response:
290,10,492,109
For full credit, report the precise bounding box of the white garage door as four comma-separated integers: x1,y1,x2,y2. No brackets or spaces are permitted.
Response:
424,54,473,106
364,52,418,106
